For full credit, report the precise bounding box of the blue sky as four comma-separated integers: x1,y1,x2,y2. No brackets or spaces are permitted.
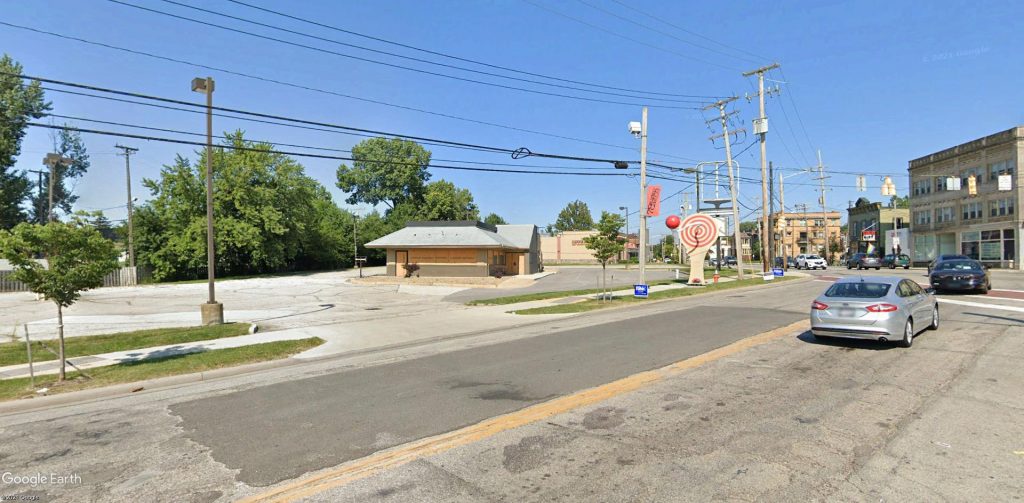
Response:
4,0,1021,242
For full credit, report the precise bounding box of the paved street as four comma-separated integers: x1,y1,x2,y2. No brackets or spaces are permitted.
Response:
0,272,1021,502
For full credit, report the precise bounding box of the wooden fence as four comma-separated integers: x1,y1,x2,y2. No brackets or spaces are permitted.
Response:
0,266,150,293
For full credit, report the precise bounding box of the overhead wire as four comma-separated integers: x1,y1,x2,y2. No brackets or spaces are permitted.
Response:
165,0,722,101
106,0,703,109
0,21,700,163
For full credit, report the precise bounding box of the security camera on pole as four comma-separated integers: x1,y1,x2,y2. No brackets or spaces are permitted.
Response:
628,108,649,289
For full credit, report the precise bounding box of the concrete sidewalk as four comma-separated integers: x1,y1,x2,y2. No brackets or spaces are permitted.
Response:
0,330,313,380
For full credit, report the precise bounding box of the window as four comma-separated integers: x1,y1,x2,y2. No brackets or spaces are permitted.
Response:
934,177,947,192
913,179,932,196
990,198,1015,217
914,210,931,225
988,160,1016,181
960,167,982,189
962,201,982,221
825,282,891,298
935,206,955,223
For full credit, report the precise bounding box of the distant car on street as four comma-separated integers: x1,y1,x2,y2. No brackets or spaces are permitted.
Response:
810,276,938,347
846,253,882,270
882,253,912,269
774,256,798,269
796,254,827,270
927,254,970,273
928,259,991,293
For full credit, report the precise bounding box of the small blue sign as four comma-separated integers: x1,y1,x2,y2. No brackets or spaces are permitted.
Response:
773,267,785,277
634,284,649,298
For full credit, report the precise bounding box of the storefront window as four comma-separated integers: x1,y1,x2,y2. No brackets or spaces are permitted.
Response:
960,228,1016,264
914,234,935,262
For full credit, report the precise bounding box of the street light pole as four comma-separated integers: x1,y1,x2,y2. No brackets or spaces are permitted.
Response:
192,76,223,325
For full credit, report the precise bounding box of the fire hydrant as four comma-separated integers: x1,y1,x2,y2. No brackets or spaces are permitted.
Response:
713,273,720,284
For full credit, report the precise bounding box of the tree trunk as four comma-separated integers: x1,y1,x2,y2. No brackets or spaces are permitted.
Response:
57,303,66,381
602,262,607,301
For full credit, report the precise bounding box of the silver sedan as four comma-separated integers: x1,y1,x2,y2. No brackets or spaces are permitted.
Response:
810,276,939,347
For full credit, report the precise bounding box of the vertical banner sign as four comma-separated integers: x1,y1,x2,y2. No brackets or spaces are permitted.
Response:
646,185,662,217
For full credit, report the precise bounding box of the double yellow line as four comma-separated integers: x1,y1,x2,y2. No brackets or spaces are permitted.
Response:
241,319,810,502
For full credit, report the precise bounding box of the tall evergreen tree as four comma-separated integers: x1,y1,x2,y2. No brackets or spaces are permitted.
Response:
0,54,51,228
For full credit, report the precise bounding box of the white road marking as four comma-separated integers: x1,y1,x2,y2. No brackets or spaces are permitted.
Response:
937,298,1024,313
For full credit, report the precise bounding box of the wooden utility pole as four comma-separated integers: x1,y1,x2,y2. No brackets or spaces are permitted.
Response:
42,153,71,222
27,170,46,224
704,97,745,279
815,150,832,263
743,62,781,273
115,144,139,268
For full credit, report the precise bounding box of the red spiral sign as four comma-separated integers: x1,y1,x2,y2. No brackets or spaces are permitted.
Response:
679,214,718,249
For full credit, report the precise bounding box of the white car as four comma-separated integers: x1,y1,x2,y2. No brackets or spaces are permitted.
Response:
797,254,828,270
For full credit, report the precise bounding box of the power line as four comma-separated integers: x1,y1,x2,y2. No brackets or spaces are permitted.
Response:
223,0,718,99
106,0,703,109
16,73,639,165
574,0,761,64
607,0,768,62
520,0,737,72
775,68,818,158
0,21,699,163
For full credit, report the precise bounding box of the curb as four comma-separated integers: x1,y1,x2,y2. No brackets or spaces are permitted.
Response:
0,356,301,416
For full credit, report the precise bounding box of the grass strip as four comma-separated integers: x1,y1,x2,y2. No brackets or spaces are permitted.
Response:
0,323,251,367
511,276,795,315
0,337,323,402
467,268,740,306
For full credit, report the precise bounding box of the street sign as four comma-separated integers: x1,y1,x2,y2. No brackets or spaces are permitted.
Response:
633,284,649,298
772,267,784,277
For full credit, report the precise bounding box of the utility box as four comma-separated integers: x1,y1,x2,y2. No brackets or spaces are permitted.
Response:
753,117,768,135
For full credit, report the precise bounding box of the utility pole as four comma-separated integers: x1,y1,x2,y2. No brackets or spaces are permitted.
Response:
42,153,71,222
743,62,780,273
814,150,831,263
779,172,787,266
768,161,774,267
115,144,139,268
637,106,649,286
704,97,745,279
27,170,46,224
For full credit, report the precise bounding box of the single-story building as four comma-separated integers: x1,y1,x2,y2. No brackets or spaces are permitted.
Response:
365,221,541,278
539,231,638,264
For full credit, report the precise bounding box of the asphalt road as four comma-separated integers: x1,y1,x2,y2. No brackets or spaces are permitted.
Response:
0,274,1021,501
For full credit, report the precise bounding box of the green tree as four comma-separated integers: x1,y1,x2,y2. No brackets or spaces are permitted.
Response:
135,131,353,280
889,195,909,209
658,234,676,262
417,179,478,221
29,127,90,222
336,137,431,210
553,199,594,232
483,213,507,226
0,55,51,228
582,211,626,299
0,219,119,380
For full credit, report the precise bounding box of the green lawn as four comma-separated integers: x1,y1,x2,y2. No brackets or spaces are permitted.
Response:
511,276,795,315
0,323,251,367
466,268,738,306
0,337,323,402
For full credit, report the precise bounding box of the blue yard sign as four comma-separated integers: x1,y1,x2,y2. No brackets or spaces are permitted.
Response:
634,284,649,298
773,267,785,277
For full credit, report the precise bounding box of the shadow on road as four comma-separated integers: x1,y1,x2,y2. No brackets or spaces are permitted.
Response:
796,331,898,351
961,311,1024,325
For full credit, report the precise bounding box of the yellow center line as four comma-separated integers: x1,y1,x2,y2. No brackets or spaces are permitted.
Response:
240,319,811,503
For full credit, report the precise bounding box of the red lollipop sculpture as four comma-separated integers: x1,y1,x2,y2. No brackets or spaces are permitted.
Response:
665,215,681,230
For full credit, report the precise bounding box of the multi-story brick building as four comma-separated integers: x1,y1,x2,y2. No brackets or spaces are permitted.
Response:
908,126,1020,268
771,210,843,263
847,198,909,257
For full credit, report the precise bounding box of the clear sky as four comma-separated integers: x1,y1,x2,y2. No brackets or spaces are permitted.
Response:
3,0,1021,242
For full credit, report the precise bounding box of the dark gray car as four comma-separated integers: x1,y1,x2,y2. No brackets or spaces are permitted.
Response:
847,253,881,270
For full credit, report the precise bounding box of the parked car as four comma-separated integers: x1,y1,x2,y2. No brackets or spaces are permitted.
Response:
882,253,912,269
928,259,990,293
927,254,970,273
846,253,881,270
774,256,798,269
810,276,938,347
723,256,737,266
796,254,827,270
